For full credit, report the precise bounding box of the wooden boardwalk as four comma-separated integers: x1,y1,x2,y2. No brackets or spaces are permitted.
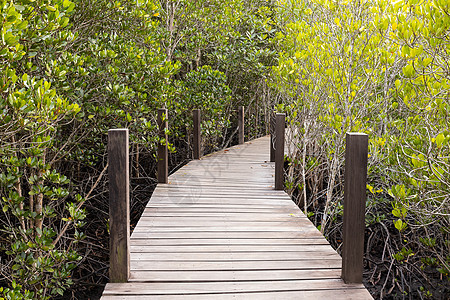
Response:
101,136,372,299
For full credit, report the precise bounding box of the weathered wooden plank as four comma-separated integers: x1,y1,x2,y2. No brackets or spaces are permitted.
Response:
143,204,299,210
147,199,297,206
142,208,304,214
130,259,342,271
129,243,335,252
130,230,324,239
139,215,307,221
138,216,308,223
101,288,373,300
149,192,292,199
129,251,342,261
102,279,365,294
135,221,313,228
155,185,283,193
129,238,328,245
129,259,342,271
141,211,306,217
129,269,341,281
133,227,320,234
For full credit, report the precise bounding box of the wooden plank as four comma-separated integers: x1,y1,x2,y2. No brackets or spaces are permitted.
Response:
150,192,289,199
101,288,373,299
129,238,328,245
130,251,342,261
140,214,307,220
138,216,308,222
107,129,130,283
147,199,297,206
135,221,313,227
129,245,335,253
342,133,368,284
142,208,304,214
143,204,299,210
129,269,341,281
129,259,342,271
132,227,319,232
102,279,365,294
155,186,283,193
130,231,324,239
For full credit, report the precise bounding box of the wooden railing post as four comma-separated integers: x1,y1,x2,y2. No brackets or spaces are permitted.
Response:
274,113,285,190
238,106,244,145
108,129,130,283
193,109,201,159
270,112,276,162
157,108,168,183
342,132,368,284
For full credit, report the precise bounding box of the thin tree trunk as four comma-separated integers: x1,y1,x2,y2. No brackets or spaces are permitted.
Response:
34,154,46,234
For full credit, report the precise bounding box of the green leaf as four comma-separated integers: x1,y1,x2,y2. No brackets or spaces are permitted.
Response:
394,219,407,232
402,64,415,78
435,133,444,148
67,2,76,13
63,0,72,8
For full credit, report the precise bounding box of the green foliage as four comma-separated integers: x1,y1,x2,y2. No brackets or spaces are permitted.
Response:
0,281,34,300
270,0,449,294
1,0,275,298
170,65,232,149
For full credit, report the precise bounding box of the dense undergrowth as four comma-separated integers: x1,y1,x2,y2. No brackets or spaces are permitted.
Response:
271,0,449,299
0,0,275,298
0,0,448,299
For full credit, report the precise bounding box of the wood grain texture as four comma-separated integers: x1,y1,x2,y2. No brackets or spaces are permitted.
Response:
238,106,244,144
157,108,168,183
101,289,372,300
275,114,285,190
108,129,130,283
101,135,372,299
193,109,201,159
102,279,367,294
342,132,369,284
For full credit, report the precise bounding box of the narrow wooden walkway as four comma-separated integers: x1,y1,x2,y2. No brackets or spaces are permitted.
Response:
101,136,372,299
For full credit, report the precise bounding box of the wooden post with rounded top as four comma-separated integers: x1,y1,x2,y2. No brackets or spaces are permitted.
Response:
193,109,201,159
157,108,168,183
274,113,285,190
108,129,130,283
341,132,369,284
238,106,244,145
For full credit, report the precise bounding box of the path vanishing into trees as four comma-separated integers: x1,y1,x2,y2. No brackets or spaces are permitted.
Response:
100,136,372,299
